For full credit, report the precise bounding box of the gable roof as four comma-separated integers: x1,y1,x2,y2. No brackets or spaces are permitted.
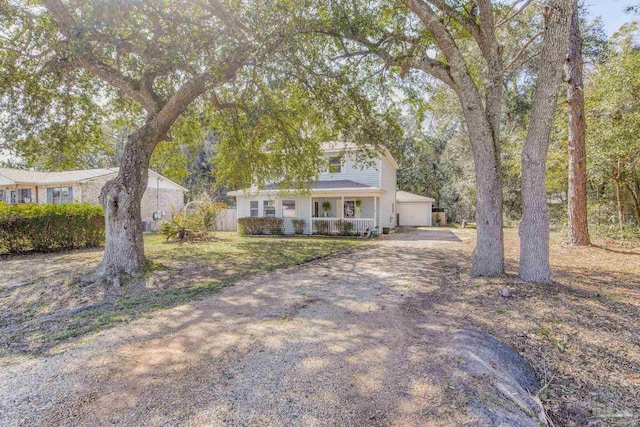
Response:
320,141,399,170
0,168,188,191
396,191,435,203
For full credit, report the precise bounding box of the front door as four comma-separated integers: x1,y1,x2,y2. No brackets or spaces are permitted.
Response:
344,200,355,218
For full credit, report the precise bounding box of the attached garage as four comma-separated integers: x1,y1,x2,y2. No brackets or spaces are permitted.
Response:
396,191,435,226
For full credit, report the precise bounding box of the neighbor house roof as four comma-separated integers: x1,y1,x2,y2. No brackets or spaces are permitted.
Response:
396,191,435,203
0,168,188,191
321,141,399,170
0,168,117,185
228,180,380,196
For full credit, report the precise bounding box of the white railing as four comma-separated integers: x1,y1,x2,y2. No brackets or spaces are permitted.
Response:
311,218,375,235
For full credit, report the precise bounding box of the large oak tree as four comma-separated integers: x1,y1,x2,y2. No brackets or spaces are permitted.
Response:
1,0,395,284
309,0,575,280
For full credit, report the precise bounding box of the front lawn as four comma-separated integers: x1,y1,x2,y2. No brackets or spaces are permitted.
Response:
0,232,364,355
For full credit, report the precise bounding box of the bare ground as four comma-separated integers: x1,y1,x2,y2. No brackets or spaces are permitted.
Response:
1,228,638,426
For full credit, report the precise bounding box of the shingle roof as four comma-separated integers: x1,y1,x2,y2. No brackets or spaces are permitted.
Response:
0,168,188,191
0,168,117,185
264,180,375,190
396,191,436,203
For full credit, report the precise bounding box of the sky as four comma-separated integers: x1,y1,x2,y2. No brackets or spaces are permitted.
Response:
584,0,638,35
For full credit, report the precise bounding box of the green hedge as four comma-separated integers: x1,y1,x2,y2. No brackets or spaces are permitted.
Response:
238,217,285,235
0,203,105,253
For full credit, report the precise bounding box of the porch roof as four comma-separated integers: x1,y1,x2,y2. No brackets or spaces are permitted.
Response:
228,180,381,196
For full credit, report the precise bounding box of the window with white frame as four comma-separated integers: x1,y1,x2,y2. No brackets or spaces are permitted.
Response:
250,200,259,217
0,190,5,203
328,156,342,173
47,187,72,204
264,200,276,217
282,200,296,218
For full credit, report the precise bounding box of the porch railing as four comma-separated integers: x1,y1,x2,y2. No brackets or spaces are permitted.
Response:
311,218,375,235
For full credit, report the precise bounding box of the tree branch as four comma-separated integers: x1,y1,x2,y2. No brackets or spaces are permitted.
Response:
426,0,481,40
496,0,535,28
504,30,544,71
41,0,160,114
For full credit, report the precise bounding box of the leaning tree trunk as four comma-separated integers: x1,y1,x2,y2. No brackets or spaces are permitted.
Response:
98,126,156,284
519,0,575,284
565,6,590,245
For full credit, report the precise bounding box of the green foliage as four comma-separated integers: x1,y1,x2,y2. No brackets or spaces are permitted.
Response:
237,217,285,236
159,198,227,241
0,203,104,253
582,23,640,227
292,218,306,235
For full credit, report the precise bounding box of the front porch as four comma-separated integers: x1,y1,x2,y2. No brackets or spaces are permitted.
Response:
310,195,378,235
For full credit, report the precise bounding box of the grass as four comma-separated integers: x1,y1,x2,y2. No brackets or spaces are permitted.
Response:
0,231,365,355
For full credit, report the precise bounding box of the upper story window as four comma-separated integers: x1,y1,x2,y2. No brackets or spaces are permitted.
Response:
48,187,72,204
264,200,276,217
328,156,342,174
250,200,259,217
282,200,296,218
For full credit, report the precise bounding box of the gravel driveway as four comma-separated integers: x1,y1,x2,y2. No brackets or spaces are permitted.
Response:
1,229,482,426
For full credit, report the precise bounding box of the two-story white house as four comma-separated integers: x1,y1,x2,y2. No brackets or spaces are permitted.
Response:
228,142,433,234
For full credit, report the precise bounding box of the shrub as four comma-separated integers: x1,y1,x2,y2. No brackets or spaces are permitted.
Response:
269,218,285,235
237,217,285,235
336,219,354,236
313,219,331,235
292,218,306,235
161,197,227,241
0,203,105,254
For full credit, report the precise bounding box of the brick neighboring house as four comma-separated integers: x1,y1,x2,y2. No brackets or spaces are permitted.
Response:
0,168,187,230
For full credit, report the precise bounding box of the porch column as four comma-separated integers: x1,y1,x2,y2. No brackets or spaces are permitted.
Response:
341,196,344,219
309,196,313,235
374,196,378,228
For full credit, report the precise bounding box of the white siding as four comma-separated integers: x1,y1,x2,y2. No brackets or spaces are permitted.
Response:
317,153,380,187
379,156,397,228
235,193,313,235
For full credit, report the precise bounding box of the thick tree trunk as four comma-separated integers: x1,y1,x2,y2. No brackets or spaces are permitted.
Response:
457,87,504,277
98,125,156,284
519,0,575,284
470,138,504,277
565,7,590,245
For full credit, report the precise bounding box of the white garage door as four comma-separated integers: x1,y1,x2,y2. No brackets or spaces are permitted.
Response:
398,202,431,226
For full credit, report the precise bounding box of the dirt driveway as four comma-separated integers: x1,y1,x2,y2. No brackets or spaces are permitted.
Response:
2,228,638,426
1,229,483,426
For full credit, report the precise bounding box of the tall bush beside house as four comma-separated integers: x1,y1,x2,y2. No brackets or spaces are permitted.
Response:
0,203,105,254
160,199,227,241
